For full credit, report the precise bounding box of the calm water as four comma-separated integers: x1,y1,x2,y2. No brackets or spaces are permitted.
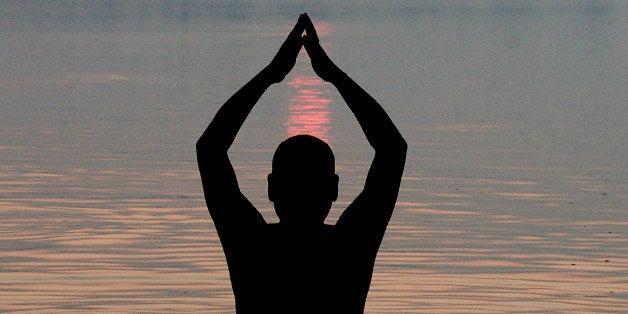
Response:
1,1,626,313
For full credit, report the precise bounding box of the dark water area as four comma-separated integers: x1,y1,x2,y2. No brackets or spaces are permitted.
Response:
1,1,626,312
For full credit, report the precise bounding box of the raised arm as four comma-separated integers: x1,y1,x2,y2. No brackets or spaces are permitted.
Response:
197,15,306,235
303,15,407,243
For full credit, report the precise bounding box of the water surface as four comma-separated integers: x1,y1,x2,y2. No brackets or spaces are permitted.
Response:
1,1,626,313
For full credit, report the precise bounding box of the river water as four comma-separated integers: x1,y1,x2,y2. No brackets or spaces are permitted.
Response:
1,1,626,313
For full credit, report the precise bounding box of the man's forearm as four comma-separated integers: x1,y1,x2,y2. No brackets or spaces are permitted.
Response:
333,75,406,152
197,69,275,152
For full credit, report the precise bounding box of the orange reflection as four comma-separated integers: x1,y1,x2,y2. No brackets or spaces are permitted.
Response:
286,75,332,144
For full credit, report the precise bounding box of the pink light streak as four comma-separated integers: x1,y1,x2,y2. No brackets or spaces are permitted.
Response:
286,75,333,144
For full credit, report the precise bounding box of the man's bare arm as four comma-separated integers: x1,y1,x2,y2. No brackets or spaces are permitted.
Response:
197,15,306,233
196,70,270,231
303,15,407,241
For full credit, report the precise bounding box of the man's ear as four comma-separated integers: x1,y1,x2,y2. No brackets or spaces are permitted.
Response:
267,173,275,202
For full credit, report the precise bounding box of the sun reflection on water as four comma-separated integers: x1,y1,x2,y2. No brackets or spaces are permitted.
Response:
286,75,333,144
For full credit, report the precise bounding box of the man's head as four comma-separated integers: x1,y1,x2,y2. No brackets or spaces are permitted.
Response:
268,135,338,226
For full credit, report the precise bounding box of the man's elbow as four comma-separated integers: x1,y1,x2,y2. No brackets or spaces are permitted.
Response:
196,137,208,157
398,136,408,153
196,135,231,161
396,137,408,160
374,136,408,160
196,135,219,160
382,134,407,156
196,133,225,152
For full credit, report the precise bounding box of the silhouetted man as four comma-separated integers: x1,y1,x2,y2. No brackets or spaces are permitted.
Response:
197,14,406,313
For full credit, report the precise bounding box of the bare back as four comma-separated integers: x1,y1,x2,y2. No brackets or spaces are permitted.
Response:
196,14,406,314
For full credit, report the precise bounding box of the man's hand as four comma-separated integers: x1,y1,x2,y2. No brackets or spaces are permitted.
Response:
264,14,308,84
302,14,344,83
